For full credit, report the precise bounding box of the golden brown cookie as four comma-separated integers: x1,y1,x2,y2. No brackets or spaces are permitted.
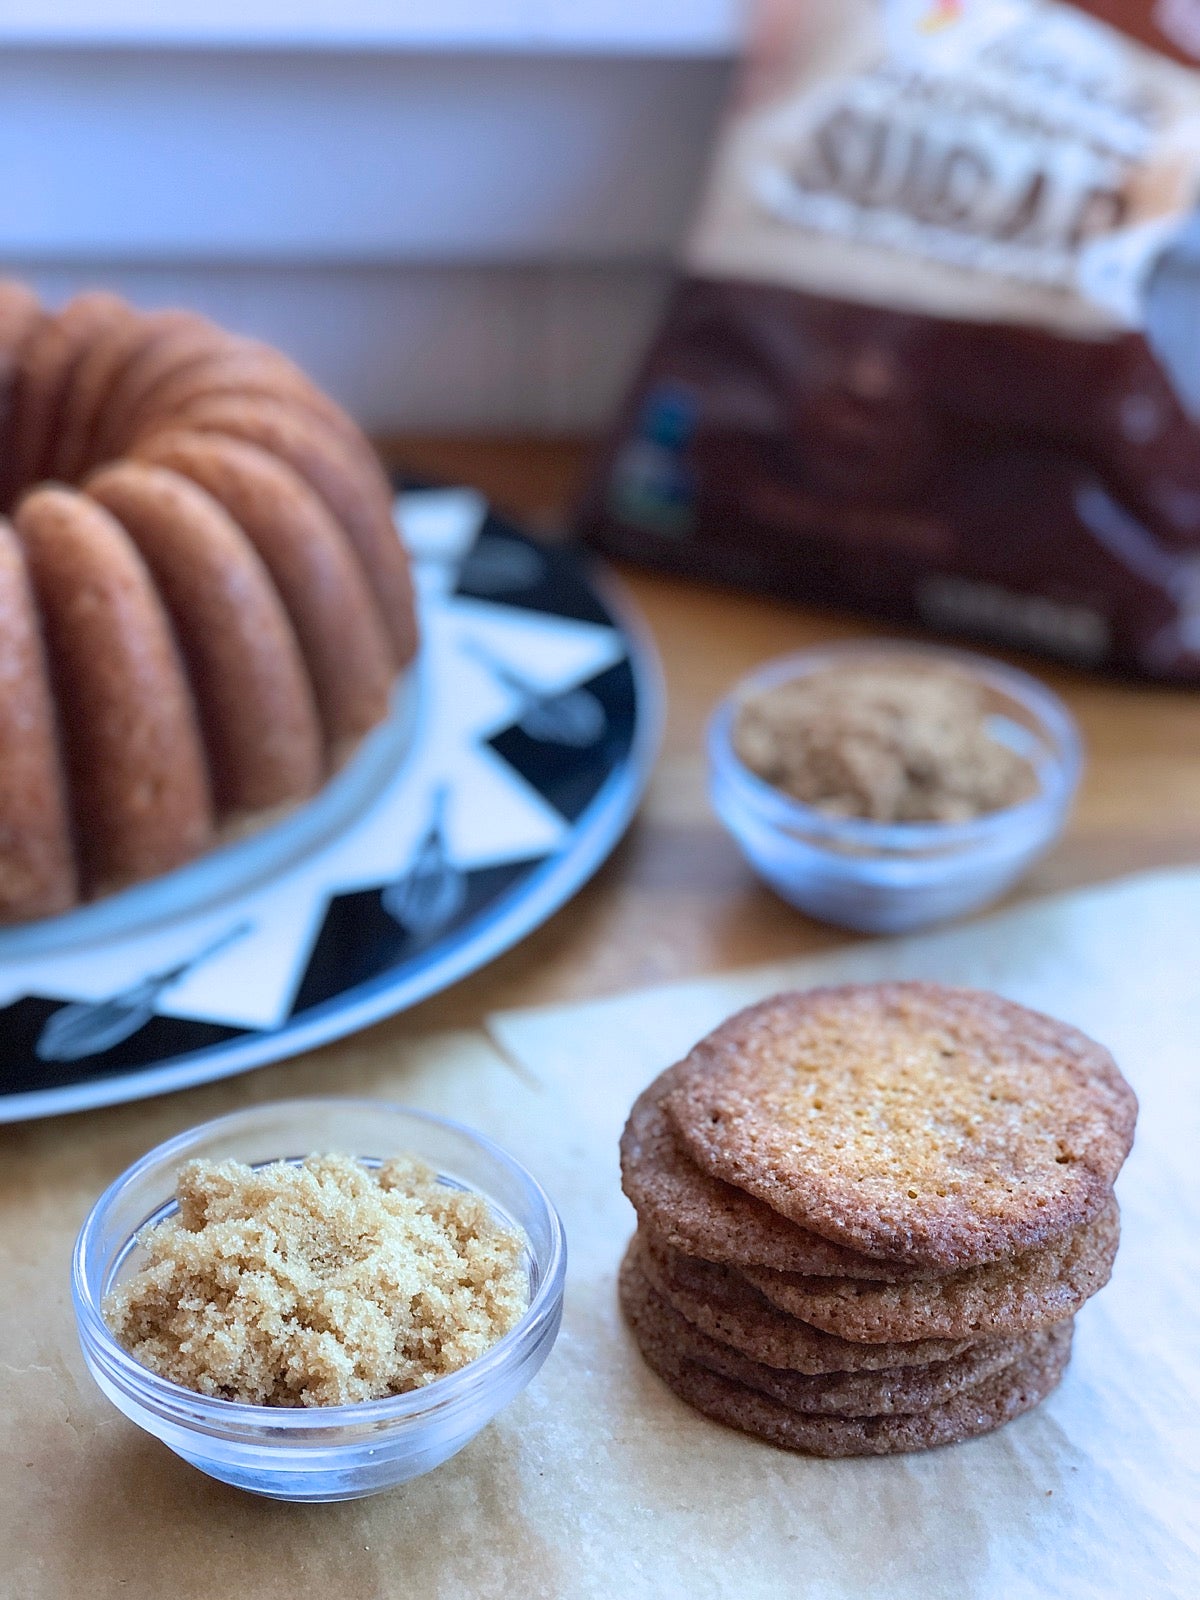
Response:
739,1196,1119,1341
618,1239,1031,1418
85,460,324,818
666,984,1137,1271
130,430,395,763
156,392,417,666
638,1233,977,1373
632,1306,1073,1457
0,519,78,919
13,486,213,896
622,1065,923,1279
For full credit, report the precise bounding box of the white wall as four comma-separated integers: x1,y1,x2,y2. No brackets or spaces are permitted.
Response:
5,259,674,433
0,2,739,52
0,23,737,431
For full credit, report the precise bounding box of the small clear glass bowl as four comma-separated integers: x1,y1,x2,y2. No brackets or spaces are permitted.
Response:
72,1098,566,1503
708,641,1083,934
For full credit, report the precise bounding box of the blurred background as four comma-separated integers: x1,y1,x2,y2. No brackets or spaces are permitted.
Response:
0,1,738,434
7,0,1200,990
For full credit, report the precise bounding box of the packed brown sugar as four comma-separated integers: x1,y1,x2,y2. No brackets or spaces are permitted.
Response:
732,662,1036,824
103,1153,529,1406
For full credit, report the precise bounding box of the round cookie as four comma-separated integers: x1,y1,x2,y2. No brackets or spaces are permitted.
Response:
632,1313,1073,1458
0,519,78,919
156,392,417,666
85,461,324,817
13,486,213,896
619,1241,1031,1417
740,1196,1119,1341
10,291,128,493
130,430,395,762
638,1233,977,1373
665,984,1137,1271
622,1066,925,1279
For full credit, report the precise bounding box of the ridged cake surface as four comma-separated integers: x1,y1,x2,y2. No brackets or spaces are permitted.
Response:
0,284,418,921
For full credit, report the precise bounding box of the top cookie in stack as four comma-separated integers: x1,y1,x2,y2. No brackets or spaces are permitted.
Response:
619,982,1136,1457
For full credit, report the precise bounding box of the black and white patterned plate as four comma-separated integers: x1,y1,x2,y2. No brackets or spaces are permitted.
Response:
0,485,661,1121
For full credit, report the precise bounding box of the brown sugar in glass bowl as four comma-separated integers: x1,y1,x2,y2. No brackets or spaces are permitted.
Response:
72,1100,566,1501
708,642,1082,933
103,1154,530,1408
732,659,1037,824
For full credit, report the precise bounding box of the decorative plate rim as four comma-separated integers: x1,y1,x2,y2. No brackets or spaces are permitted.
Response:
0,548,662,1123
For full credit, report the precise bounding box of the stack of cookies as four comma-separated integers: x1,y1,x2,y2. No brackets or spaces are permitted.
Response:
619,983,1136,1457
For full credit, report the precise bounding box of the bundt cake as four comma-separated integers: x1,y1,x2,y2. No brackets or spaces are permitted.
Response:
0,283,418,923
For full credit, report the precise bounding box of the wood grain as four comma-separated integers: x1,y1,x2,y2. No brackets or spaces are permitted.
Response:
378,435,1200,1037
0,438,1193,1600
8,432,1198,1130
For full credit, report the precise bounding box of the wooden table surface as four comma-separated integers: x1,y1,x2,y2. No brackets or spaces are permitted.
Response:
4,438,1195,1599
377,435,1200,1040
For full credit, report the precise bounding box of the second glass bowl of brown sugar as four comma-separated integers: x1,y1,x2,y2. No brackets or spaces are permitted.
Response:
708,641,1083,933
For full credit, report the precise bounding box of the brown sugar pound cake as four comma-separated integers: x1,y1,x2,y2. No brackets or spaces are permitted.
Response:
0,279,418,922
0,283,41,388
51,298,147,483
110,331,326,450
619,982,1135,1456
60,307,216,482
0,521,78,919
131,429,395,764
123,336,344,436
0,284,42,509
14,487,213,898
85,461,324,817
10,292,129,492
158,393,417,664
87,312,226,466
94,320,415,663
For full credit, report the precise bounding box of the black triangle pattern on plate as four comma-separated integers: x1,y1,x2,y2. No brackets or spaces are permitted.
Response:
488,658,637,824
288,855,549,1016
1,486,651,1114
0,858,554,1091
453,512,614,627
0,998,247,1097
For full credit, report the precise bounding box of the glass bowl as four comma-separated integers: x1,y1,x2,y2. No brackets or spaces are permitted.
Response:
708,641,1083,934
72,1098,566,1503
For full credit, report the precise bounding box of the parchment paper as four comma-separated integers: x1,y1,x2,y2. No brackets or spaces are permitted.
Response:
2,869,1198,1599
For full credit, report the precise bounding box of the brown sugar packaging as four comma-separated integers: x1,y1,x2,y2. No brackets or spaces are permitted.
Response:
579,0,1200,678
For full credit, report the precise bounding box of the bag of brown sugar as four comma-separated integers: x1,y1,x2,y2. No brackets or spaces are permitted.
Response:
578,0,1200,678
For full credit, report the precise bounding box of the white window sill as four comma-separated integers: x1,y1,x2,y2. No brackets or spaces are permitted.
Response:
0,0,741,55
